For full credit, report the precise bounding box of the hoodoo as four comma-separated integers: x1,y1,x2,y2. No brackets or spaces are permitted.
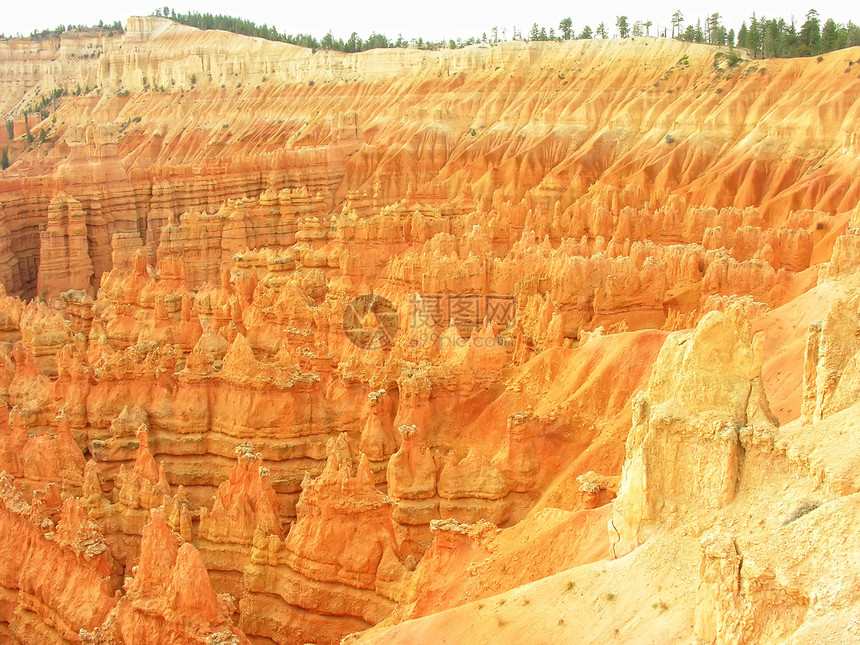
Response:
0,11,859,645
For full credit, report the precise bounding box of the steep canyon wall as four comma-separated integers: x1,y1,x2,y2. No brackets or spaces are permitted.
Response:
0,16,858,645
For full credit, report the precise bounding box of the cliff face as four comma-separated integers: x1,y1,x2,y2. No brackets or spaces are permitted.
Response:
1,17,858,300
0,16,859,645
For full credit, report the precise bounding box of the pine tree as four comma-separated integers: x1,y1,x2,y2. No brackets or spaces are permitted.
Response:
693,19,705,43
738,22,748,48
559,17,573,40
800,9,821,54
1,149,8,170
820,18,838,52
616,16,630,38
763,19,783,57
708,13,723,44
671,10,684,38
747,14,761,57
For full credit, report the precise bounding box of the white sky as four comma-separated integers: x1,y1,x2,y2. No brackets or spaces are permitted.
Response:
2,1,856,41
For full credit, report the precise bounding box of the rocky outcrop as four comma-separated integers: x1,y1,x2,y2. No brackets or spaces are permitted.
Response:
82,509,249,645
197,444,283,597
2,23,855,302
695,496,860,644
37,194,95,299
0,17,859,645
240,434,399,645
800,287,860,425
611,306,779,555
0,476,119,643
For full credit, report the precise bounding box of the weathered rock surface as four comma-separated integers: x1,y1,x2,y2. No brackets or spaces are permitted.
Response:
0,16,858,645
611,305,778,555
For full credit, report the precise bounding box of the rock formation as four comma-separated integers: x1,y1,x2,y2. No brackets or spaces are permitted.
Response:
81,509,248,645
0,16,858,645
240,434,399,644
610,305,780,555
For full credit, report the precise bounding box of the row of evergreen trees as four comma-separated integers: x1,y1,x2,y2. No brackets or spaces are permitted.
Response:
545,11,860,58
535,10,858,54
656,10,856,57
152,7,421,51
0,20,124,40
738,12,859,57
3,8,857,58
155,7,860,58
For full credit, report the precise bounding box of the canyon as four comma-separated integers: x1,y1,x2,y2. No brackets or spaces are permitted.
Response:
0,15,859,644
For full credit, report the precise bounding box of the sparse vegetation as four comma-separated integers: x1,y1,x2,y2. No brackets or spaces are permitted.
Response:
737,10,860,58
716,51,743,68
15,20,123,41
606,592,616,601
616,16,630,39
783,499,820,525
24,87,67,120
2,7,856,59
155,7,414,51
